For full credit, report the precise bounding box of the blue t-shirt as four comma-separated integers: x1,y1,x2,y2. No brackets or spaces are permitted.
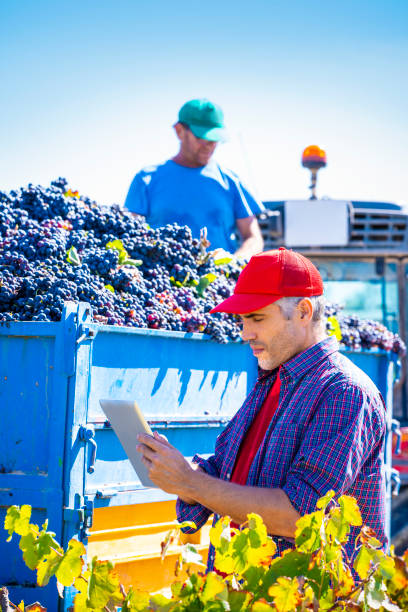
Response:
124,160,264,252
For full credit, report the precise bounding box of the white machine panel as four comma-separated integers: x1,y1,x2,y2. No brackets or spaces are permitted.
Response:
284,200,349,247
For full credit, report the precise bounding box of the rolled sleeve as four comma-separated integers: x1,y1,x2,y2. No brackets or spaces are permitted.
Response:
282,383,386,516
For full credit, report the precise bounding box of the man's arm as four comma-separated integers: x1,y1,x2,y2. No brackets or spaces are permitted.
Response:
137,433,300,539
235,216,264,259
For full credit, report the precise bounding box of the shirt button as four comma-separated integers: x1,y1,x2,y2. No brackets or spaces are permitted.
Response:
226,473,231,479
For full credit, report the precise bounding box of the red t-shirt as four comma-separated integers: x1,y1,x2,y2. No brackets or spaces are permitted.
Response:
214,370,281,576
231,368,281,485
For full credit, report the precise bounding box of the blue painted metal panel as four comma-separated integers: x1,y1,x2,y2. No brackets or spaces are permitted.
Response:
0,304,79,609
78,323,257,509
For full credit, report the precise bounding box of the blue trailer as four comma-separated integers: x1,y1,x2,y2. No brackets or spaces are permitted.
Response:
0,302,399,610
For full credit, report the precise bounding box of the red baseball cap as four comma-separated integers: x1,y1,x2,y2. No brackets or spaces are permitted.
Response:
210,247,323,314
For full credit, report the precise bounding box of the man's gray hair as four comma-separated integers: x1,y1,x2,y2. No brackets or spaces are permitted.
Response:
275,295,326,323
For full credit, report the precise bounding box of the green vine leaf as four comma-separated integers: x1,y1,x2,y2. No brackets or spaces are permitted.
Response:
55,538,86,586
4,505,32,540
295,510,324,553
66,246,81,266
268,576,301,611
196,272,217,297
37,547,64,587
87,557,123,609
122,588,151,611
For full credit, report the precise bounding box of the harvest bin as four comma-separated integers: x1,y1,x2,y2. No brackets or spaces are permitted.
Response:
0,303,398,610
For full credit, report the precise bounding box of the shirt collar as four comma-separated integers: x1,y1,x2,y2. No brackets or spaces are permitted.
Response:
257,336,339,382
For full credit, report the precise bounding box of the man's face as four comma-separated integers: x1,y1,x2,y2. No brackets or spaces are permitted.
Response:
240,302,306,371
176,123,218,167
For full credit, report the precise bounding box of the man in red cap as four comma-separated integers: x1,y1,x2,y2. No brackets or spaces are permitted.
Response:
137,247,387,568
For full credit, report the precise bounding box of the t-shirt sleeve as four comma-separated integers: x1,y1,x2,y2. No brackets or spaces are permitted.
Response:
232,177,265,220
124,172,149,216
282,383,386,517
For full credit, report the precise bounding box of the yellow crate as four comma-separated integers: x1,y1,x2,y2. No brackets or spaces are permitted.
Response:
88,501,211,592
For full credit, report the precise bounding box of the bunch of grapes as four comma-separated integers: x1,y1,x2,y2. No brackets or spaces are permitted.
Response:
0,180,242,340
0,179,405,356
325,303,406,356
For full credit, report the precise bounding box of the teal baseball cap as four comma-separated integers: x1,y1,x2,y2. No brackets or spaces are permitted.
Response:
178,98,226,141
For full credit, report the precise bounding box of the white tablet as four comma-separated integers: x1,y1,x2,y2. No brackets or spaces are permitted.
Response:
99,399,158,488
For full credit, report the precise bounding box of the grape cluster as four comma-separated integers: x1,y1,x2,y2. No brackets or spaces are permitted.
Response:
325,303,406,357
0,180,241,340
0,179,405,356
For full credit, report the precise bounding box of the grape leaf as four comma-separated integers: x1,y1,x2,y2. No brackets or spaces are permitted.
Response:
227,591,251,611
339,495,362,527
377,553,395,580
66,246,81,266
354,545,374,579
295,510,324,553
73,573,90,611
326,507,351,543
178,520,197,531
365,576,400,611
64,189,79,199
55,538,86,586
316,489,335,510
122,258,142,267
87,557,123,608
251,600,274,611
196,273,217,297
388,556,408,591
210,516,232,550
148,592,174,611
327,315,342,341
106,239,125,252
247,513,268,548
201,572,228,603
121,588,151,611
213,249,234,265
4,505,32,539
268,576,301,611
37,548,63,586
19,528,60,570
180,543,205,567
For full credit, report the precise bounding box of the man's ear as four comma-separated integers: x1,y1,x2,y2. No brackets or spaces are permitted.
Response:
297,298,313,323
174,122,184,140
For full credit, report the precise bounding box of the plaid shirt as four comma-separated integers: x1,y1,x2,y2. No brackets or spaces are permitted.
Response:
176,336,387,571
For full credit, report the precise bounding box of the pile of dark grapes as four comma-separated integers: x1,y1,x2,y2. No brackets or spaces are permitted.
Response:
0,179,405,355
325,303,406,357
0,179,244,342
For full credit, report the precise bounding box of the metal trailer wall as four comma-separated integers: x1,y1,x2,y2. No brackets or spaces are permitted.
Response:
0,303,398,610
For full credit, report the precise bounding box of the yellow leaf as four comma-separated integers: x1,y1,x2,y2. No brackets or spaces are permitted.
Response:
209,516,232,549
213,554,236,575
247,539,277,567
339,495,362,526
201,572,228,603
251,600,272,611
269,577,301,612
327,316,342,341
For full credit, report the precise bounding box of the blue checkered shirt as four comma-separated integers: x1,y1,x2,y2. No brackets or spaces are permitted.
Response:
176,336,387,571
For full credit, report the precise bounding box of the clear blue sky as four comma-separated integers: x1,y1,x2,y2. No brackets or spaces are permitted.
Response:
1,0,407,206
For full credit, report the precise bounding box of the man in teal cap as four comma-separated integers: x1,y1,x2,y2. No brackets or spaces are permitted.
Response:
124,98,264,258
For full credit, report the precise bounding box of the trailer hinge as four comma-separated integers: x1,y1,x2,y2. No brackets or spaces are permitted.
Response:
63,497,94,539
76,325,97,345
